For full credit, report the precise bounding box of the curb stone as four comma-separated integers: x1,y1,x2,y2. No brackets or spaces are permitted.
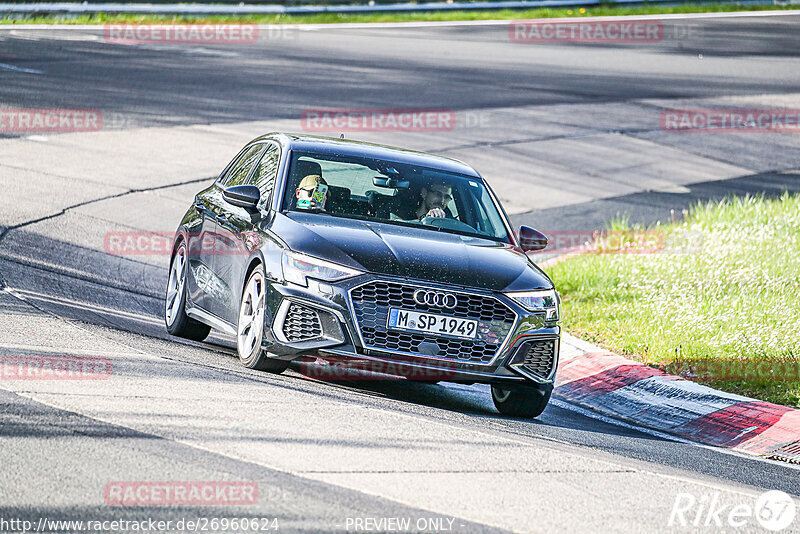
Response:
535,241,800,462
554,333,800,462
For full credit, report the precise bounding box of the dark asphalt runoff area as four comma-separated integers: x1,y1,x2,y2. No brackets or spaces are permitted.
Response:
1,13,799,533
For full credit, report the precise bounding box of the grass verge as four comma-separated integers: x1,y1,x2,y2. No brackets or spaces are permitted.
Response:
545,193,800,408
0,3,797,25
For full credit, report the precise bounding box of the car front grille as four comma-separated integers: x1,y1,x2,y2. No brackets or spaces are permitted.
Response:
511,339,557,380
283,303,323,342
349,280,516,364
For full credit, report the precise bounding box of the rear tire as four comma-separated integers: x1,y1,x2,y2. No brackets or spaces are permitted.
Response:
165,241,211,342
491,383,552,418
237,265,289,374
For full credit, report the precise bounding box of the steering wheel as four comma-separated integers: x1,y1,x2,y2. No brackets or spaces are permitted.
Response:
421,216,477,233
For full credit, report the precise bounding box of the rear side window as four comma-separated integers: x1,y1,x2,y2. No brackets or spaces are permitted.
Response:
221,144,265,187
250,144,280,210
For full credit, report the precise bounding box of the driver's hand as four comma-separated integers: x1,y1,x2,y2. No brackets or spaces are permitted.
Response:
426,208,446,218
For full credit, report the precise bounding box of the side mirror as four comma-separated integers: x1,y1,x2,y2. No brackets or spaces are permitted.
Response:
223,185,261,213
518,226,548,252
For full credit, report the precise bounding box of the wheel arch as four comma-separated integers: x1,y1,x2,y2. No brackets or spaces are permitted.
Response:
242,253,266,296
170,227,189,258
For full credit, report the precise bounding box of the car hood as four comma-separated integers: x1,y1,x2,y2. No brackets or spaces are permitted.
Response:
271,212,552,292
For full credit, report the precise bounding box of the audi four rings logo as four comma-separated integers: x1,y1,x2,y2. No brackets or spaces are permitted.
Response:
414,290,458,309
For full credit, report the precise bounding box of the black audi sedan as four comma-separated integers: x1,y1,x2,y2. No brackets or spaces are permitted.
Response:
165,133,560,417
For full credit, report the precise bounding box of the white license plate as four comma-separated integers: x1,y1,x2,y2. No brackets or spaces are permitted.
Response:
387,308,478,339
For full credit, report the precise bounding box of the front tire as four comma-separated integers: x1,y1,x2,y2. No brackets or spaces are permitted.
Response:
165,242,211,342
491,383,552,418
237,266,289,373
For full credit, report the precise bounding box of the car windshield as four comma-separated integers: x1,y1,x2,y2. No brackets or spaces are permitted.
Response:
282,151,510,243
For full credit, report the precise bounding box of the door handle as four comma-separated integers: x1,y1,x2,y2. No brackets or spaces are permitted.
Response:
216,213,228,223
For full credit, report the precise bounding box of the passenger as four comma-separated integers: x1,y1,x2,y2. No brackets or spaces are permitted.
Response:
295,174,329,211
415,181,454,220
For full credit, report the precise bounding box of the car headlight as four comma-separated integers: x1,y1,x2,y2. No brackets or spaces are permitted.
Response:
281,251,361,287
506,288,559,321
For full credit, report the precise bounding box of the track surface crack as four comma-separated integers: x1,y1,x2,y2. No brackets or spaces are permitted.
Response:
0,175,213,294
0,175,212,247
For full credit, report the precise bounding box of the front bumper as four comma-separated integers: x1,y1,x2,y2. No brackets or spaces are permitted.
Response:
261,274,560,386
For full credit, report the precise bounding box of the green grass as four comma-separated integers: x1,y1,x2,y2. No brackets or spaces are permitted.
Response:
546,193,800,408
0,3,796,25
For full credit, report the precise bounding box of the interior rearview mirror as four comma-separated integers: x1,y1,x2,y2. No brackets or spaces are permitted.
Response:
373,176,410,189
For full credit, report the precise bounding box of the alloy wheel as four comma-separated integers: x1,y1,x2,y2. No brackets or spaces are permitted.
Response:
165,245,186,326
238,270,266,358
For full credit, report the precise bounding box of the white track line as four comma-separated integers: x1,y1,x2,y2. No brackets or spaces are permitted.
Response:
0,343,144,357
0,62,43,74
7,287,164,327
0,9,799,31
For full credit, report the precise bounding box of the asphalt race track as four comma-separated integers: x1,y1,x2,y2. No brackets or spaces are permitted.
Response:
1,13,800,532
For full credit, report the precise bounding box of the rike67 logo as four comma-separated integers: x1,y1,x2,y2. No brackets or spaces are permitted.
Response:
669,490,796,531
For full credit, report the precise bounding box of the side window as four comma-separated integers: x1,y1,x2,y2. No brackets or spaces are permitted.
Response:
221,144,264,187
250,144,280,210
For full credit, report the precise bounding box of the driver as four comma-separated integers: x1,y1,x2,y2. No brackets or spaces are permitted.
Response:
295,174,329,211
415,181,453,220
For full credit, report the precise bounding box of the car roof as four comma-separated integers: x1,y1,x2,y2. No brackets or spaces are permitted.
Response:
255,132,482,178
